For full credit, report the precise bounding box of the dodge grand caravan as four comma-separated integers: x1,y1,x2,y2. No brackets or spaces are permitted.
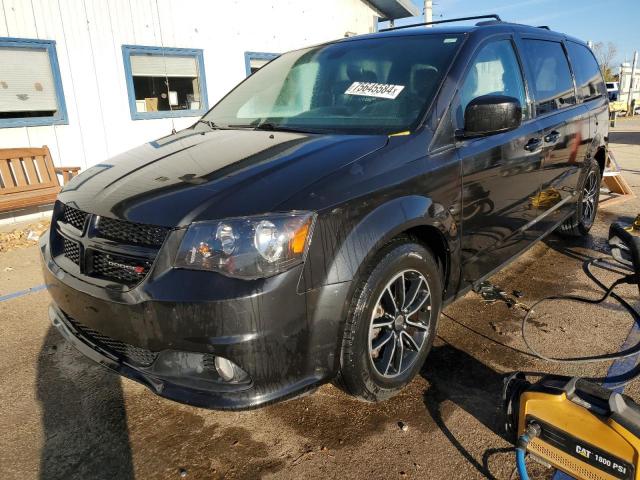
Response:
42,16,609,409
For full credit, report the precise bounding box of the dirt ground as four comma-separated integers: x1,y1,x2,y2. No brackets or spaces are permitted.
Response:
3,118,640,480
0,221,49,253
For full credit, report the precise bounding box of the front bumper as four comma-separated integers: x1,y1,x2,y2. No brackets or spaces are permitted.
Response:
41,232,351,410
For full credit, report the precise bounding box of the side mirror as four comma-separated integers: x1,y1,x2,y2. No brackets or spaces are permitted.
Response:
462,95,522,138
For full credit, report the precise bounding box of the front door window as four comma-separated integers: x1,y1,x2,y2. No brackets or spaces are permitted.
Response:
458,39,528,125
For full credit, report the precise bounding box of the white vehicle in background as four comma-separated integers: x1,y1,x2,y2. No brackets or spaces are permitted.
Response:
607,81,619,101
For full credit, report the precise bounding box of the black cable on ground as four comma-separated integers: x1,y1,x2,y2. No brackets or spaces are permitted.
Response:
521,257,640,386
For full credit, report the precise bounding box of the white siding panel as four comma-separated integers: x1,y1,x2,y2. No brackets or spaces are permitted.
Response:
156,0,177,47
147,0,162,47
0,126,29,149
103,0,142,155
0,1,10,36
84,0,126,159
57,0,108,167
2,0,38,37
128,0,158,46
108,0,137,46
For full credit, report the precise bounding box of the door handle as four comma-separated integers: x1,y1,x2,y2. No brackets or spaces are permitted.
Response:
524,137,542,152
544,130,560,143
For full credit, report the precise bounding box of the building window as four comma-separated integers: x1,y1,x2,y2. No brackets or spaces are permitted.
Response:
122,45,208,120
0,38,68,128
244,51,279,76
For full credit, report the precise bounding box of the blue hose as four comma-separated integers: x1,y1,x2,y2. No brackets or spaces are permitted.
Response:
516,447,530,480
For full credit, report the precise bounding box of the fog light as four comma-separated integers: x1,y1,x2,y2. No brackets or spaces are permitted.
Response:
214,356,248,382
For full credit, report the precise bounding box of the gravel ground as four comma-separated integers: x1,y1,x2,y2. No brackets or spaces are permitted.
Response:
2,117,640,480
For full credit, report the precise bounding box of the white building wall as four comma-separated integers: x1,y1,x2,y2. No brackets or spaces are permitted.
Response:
0,0,378,170
619,62,640,105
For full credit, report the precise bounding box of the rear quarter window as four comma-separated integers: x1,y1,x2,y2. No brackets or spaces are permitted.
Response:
566,41,606,102
521,39,576,115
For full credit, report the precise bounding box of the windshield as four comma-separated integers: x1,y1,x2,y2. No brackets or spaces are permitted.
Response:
201,34,463,134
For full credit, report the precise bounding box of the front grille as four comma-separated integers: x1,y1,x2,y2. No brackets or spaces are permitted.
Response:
96,216,169,247
54,202,169,287
63,238,81,265
66,314,158,367
91,251,152,286
62,205,88,231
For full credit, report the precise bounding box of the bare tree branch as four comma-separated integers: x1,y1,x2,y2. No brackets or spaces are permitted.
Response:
592,41,618,81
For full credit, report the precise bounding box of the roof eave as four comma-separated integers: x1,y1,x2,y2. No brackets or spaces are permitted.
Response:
365,0,420,20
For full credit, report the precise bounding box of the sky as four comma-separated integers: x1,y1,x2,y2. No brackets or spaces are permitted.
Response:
383,0,640,65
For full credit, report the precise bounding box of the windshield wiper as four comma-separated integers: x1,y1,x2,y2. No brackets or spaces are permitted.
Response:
257,122,312,133
196,119,223,130
228,122,316,134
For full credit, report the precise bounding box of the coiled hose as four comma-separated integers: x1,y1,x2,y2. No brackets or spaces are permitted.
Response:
521,258,640,385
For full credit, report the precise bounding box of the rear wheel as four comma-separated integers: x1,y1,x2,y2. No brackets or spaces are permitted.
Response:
557,158,600,237
338,238,442,402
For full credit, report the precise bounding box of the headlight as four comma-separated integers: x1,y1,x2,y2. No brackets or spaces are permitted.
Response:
174,212,315,279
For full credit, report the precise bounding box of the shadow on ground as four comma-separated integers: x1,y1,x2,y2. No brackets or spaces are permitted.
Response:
421,341,511,480
610,128,640,146
36,326,134,480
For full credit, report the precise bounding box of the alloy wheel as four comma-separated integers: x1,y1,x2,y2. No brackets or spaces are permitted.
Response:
368,269,432,378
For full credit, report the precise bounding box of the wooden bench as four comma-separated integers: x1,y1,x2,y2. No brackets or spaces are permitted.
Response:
0,146,80,213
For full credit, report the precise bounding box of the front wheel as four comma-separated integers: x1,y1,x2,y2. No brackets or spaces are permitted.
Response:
338,238,442,402
557,158,601,237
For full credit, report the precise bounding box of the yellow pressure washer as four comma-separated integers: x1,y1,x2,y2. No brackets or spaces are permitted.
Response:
504,373,640,480
502,218,640,479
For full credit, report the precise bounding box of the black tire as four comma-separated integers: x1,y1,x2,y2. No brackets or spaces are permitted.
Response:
338,237,442,402
556,157,601,237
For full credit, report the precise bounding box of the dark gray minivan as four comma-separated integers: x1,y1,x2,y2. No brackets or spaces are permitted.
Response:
42,16,608,409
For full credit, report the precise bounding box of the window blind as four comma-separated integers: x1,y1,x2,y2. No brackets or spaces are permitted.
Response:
130,54,198,78
0,47,58,113
249,58,270,70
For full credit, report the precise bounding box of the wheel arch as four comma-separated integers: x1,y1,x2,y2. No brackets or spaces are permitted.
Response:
594,145,606,177
401,224,451,292
299,195,455,297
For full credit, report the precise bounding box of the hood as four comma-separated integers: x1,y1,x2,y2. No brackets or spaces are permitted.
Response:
59,128,388,227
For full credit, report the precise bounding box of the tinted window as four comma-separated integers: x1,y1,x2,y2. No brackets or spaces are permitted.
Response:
566,42,606,101
201,35,463,135
522,39,576,115
457,39,528,125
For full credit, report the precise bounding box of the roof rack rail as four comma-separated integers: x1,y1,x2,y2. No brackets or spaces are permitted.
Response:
537,25,550,30
380,14,502,32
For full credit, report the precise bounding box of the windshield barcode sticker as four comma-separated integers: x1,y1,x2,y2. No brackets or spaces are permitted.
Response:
344,82,405,99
